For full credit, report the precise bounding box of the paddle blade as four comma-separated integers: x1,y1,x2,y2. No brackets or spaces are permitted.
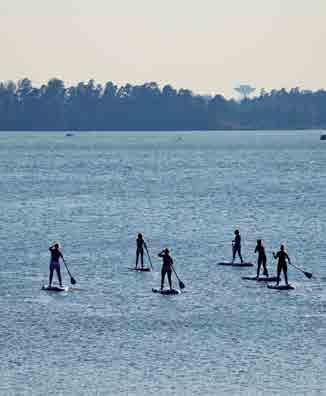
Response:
179,280,185,289
70,277,77,285
304,271,312,279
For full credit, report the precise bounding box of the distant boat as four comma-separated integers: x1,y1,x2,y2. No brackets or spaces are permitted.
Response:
65,132,75,137
320,134,326,140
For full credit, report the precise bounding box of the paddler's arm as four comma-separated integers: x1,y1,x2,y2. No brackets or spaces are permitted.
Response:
158,250,164,258
272,251,277,259
58,250,65,261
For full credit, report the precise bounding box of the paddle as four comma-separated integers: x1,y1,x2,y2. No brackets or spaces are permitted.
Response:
171,265,185,289
145,245,153,270
63,259,77,285
288,262,312,279
273,251,312,279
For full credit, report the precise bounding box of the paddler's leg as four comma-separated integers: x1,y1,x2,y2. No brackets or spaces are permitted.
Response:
276,263,281,285
231,245,236,263
140,249,144,269
161,267,166,290
167,270,172,290
49,264,54,287
56,265,63,287
283,264,289,286
238,246,243,263
256,258,262,279
262,256,268,277
135,249,139,268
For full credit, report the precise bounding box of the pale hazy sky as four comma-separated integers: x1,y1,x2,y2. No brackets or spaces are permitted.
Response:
0,0,325,97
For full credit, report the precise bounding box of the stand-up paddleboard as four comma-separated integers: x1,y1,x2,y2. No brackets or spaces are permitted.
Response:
267,284,295,291
128,267,151,272
218,262,254,267
152,288,181,295
242,276,279,282
42,285,69,292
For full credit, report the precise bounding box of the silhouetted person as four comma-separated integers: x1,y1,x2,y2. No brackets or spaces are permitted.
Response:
273,245,291,286
158,248,173,290
135,233,147,269
255,239,268,278
49,243,64,287
232,230,243,263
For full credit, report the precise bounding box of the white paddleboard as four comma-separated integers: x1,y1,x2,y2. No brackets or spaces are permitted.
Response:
42,285,69,292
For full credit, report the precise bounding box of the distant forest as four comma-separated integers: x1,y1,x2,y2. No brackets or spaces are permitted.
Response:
0,78,326,130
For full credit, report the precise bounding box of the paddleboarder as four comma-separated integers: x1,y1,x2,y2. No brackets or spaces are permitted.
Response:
255,239,269,278
48,242,64,287
231,229,243,264
135,233,147,269
158,248,173,290
273,244,291,286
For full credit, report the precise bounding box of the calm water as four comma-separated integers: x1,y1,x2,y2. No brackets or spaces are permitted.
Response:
0,131,326,396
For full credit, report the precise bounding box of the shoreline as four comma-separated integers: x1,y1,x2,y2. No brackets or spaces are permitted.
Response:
0,128,324,132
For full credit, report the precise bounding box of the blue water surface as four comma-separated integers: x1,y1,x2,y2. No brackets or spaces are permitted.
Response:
0,131,325,395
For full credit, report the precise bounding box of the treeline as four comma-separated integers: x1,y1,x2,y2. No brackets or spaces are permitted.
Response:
0,78,326,130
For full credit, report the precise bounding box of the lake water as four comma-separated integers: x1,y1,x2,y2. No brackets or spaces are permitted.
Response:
0,131,326,395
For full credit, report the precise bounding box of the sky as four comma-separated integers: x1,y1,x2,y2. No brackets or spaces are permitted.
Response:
0,0,325,97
